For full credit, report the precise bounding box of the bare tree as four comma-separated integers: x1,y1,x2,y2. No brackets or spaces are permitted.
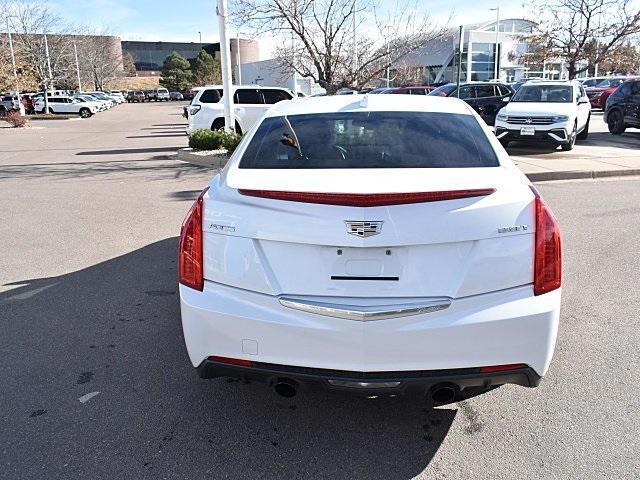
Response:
75,30,123,90
1,0,76,93
528,0,640,78
232,0,448,93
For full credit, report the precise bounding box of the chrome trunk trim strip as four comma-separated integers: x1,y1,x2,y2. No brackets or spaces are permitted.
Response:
278,297,451,321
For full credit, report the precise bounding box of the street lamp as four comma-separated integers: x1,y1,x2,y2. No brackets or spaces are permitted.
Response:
352,0,358,86
5,15,25,115
198,31,202,50
489,7,500,81
216,0,235,132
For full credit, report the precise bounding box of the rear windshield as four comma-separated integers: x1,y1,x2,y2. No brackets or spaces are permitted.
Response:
239,111,499,169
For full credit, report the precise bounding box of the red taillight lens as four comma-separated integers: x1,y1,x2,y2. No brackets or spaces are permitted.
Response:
178,187,209,291
479,363,527,373
207,356,253,367
530,186,562,296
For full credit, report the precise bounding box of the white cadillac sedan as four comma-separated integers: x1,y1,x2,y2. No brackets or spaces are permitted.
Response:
179,94,562,403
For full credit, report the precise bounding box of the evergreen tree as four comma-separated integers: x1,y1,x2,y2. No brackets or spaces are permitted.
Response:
191,50,222,86
159,52,192,90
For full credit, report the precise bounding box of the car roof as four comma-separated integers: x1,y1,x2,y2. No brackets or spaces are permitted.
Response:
520,80,577,86
199,84,289,90
442,82,508,86
265,94,473,117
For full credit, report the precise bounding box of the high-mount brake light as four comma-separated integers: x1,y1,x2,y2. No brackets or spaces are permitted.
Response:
530,186,562,295
238,189,495,207
178,187,209,291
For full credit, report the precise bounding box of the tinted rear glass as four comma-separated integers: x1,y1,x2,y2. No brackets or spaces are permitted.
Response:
428,84,455,96
239,112,498,169
200,89,221,103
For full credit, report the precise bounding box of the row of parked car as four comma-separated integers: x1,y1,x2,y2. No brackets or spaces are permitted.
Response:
183,79,596,152
0,89,125,118
185,73,640,153
126,88,186,102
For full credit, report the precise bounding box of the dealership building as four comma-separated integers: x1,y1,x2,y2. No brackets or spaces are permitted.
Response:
411,18,578,84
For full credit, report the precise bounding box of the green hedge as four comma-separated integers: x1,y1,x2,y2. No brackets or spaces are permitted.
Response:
188,128,243,154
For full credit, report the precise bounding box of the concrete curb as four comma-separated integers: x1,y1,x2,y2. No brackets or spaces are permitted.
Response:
526,168,640,182
175,148,229,168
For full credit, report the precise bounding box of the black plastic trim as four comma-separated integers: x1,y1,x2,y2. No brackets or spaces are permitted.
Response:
196,359,542,396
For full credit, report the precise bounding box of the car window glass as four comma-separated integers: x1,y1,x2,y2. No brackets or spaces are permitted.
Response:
511,85,572,103
475,85,495,98
263,90,292,104
411,88,426,95
452,86,474,99
239,111,499,169
235,89,263,104
199,89,221,103
630,82,640,95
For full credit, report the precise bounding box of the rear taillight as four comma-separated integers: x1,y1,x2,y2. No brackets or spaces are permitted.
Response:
178,187,209,291
479,363,527,373
530,186,562,295
238,189,495,207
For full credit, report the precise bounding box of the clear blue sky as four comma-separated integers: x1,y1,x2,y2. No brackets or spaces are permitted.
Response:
49,0,528,49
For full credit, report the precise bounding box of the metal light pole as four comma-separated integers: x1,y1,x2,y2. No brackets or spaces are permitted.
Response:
43,33,53,114
73,41,82,91
385,27,391,88
236,34,242,85
6,16,24,115
216,0,235,132
198,31,202,50
456,26,464,97
352,0,358,87
490,7,500,80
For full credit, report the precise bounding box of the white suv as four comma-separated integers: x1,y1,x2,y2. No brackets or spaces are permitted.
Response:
34,96,98,118
187,85,294,134
495,80,591,151
179,95,562,402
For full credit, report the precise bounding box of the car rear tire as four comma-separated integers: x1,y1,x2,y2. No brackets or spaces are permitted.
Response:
499,139,510,148
577,115,590,140
607,110,626,135
561,124,576,151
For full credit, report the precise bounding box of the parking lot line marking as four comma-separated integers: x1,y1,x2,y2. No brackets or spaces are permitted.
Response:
78,392,100,404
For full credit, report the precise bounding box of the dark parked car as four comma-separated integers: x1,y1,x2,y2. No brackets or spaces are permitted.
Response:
586,77,630,109
169,91,184,101
381,86,436,95
127,90,146,103
603,78,640,134
21,94,36,114
428,82,514,125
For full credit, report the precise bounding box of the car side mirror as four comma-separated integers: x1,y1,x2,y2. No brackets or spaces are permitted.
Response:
502,97,510,102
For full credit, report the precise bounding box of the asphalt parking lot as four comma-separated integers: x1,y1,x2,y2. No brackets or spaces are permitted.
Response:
1,103,639,479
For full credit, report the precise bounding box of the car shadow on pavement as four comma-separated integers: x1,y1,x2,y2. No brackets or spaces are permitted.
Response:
76,146,181,156
0,238,456,480
507,131,640,156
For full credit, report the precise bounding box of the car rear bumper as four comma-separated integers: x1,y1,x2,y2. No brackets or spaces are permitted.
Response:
180,282,560,382
197,357,541,396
